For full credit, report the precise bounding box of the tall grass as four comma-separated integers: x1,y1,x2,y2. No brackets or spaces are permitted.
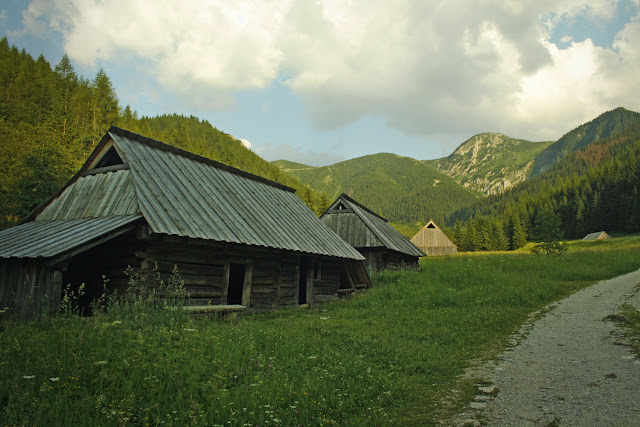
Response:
1,235,639,425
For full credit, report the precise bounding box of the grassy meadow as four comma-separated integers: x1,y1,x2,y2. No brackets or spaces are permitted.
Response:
1,234,640,426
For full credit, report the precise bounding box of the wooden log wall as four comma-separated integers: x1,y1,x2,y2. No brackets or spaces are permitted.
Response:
0,260,61,321
279,257,299,306
137,238,345,309
312,261,341,303
358,248,419,275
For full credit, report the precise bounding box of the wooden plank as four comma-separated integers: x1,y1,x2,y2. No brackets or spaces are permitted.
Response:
275,262,282,307
242,263,253,307
81,163,130,176
154,260,225,276
221,262,230,304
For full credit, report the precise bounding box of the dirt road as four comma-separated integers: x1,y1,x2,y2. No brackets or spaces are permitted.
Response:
452,268,640,426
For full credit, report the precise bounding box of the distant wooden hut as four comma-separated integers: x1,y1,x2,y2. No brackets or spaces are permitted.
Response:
582,231,611,241
320,194,425,274
0,127,370,320
411,219,457,256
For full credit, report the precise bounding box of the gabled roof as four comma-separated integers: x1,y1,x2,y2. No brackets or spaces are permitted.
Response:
320,194,425,257
7,127,363,261
411,219,457,248
582,231,611,241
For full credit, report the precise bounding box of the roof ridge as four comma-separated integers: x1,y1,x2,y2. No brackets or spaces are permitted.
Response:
108,126,296,193
337,193,388,222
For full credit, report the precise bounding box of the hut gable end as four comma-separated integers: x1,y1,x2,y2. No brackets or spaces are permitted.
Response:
411,219,457,256
321,194,425,273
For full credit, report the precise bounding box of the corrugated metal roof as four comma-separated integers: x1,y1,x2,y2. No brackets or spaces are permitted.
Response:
0,214,142,259
107,128,363,260
321,194,426,257
36,169,139,221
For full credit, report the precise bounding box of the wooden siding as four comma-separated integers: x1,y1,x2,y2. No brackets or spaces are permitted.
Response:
0,260,62,321
1,230,370,319
411,220,457,256
359,248,420,274
321,212,384,248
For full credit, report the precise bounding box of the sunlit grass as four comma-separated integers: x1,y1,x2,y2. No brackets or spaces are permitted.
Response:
1,235,639,425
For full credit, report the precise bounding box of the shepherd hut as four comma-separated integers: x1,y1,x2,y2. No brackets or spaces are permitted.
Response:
0,127,370,320
582,231,611,241
320,194,425,274
411,219,457,256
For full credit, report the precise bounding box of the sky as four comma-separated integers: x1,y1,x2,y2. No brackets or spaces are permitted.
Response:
1,0,639,166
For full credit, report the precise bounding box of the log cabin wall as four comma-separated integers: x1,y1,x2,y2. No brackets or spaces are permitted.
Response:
0,260,62,321
1,231,354,319
131,235,347,310
356,247,420,275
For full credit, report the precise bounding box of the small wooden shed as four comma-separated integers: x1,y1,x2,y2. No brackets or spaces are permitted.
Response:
411,219,457,256
0,127,370,320
582,231,611,241
320,194,425,274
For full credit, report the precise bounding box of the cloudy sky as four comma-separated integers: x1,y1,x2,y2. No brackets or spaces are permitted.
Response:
1,0,639,165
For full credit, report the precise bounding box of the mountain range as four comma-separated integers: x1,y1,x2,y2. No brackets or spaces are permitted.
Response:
273,107,640,232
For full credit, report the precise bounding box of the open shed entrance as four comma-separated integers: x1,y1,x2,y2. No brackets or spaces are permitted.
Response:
298,258,309,304
227,264,245,305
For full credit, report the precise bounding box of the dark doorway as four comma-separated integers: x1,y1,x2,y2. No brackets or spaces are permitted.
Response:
227,264,245,305
298,258,308,304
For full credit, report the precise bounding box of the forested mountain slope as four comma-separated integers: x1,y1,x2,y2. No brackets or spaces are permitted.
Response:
531,107,640,176
272,153,479,227
448,125,640,251
429,133,553,195
0,37,327,229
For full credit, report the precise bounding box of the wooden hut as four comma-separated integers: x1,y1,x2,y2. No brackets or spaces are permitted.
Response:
411,219,457,256
582,231,611,241
320,194,425,274
0,127,370,320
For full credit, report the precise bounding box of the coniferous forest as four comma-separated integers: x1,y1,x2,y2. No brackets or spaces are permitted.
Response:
449,118,640,251
0,37,329,230
1,36,639,253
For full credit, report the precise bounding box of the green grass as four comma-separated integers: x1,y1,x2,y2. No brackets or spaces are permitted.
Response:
1,235,640,425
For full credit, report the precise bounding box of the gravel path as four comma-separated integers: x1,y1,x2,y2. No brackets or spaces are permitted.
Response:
453,268,640,427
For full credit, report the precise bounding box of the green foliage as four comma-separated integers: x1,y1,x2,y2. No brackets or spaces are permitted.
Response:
0,37,328,228
433,133,553,195
273,152,479,226
531,241,568,256
451,121,640,252
532,107,640,176
531,205,564,242
2,236,640,425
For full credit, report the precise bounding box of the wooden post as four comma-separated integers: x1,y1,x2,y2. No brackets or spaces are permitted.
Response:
51,270,63,316
241,263,253,307
275,261,282,308
221,262,230,304
306,263,313,306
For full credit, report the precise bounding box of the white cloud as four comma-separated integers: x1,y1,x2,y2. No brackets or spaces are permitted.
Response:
239,138,252,149
23,0,640,142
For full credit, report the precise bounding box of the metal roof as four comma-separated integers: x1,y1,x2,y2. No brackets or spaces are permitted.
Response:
108,128,363,260
321,194,426,257
0,214,142,260
7,128,364,261
36,168,139,221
